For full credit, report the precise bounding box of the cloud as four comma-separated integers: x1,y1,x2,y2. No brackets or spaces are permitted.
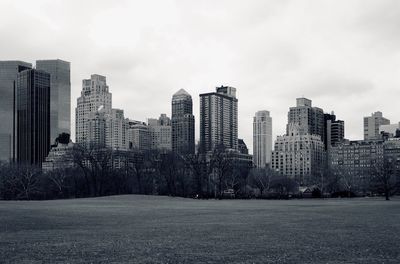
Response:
1,0,399,153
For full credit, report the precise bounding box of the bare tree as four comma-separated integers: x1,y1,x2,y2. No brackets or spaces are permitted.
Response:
14,164,41,200
184,153,207,198
209,145,233,199
370,159,398,200
46,169,70,198
249,167,272,197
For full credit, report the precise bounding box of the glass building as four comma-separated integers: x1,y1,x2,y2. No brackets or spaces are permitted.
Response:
36,59,71,145
0,61,32,161
17,69,51,164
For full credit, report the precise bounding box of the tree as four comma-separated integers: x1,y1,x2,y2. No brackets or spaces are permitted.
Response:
370,159,399,200
184,153,207,198
331,165,358,197
72,143,114,197
46,169,70,198
269,176,298,198
249,168,272,197
14,164,42,200
209,145,233,199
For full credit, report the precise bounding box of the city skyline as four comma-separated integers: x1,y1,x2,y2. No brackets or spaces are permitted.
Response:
1,0,400,153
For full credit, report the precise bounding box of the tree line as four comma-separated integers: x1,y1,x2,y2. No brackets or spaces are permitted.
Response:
0,143,398,200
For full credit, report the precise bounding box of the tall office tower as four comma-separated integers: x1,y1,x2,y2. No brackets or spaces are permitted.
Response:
76,74,112,144
148,114,172,151
171,89,195,155
127,120,151,151
199,86,238,153
106,109,128,150
287,97,324,142
16,69,51,164
253,110,272,168
36,60,71,144
0,61,32,161
271,123,325,186
364,111,390,140
324,112,345,150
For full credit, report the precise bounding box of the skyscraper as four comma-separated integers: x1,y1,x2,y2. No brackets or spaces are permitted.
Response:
36,59,71,144
253,110,272,168
106,109,128,150
324,112,345,150
16,69,50,164
0,61,32,161
287,97,324,141
199,86,238,153
87,110,107,148
171,89,195,155
364,111,390,140
76,74,112,144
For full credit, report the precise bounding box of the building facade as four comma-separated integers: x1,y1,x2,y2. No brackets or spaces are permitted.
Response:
383,138,400,173
42,141,75,172
76,74,112,144
330,140,384,192
127,120,151,151
16,69,51,164
364,111,390,140
87,111,107,147
171,89,195,155
106,109,128,150
36,60,71,144
253,110,272,168
200,86,238,153
0,61,32,161
271,123,325,186
148,114,172,151
287,97,325,143
379,122,400,138
324,112,345,150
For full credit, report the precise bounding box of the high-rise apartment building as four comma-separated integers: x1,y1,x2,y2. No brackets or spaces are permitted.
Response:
76,74,112,144
0,61,32,161
148,114,172,151
16,69,50,164
87,111,107,147
36,60,71,144
171,89,195,155
271,123,325,186
106,109,128,150
324,112,345,150
287,97,324,142
364,111,390,140
199,86,238,153
253,110,272,168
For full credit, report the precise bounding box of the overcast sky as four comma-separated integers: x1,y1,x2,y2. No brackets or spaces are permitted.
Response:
1,0,399,152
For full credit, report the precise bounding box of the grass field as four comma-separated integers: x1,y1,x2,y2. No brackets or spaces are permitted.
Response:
0,196,399,263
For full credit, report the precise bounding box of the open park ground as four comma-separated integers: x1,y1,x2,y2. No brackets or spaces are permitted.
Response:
0,195,399,263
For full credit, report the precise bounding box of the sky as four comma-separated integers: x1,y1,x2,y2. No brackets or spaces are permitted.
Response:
1,0,399,153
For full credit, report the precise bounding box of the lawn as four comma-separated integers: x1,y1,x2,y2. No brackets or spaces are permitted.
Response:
0,196,399,263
